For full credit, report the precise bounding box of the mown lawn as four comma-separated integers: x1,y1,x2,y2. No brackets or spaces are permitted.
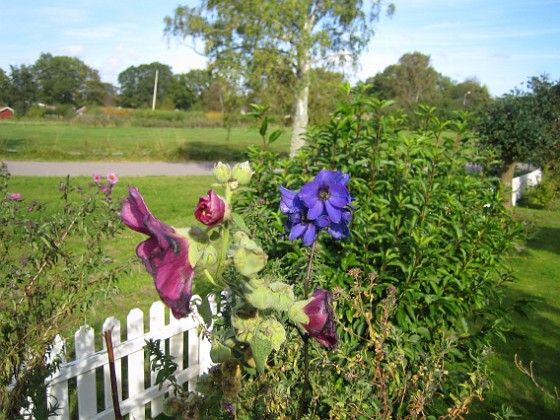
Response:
0,121,290,162
468,208,560,419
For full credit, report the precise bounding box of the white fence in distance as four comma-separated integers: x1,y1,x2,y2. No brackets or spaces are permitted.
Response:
45,300,213,419
512,168,543,206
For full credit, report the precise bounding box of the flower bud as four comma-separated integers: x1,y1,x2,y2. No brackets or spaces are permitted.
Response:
288,289,338,349
213,161,231,183
232,231,267,278
231,161,254,185
195,190,229,227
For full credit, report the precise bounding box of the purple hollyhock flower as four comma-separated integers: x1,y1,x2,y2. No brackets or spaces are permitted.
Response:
299,170,352,223
194,189,229,227
120,186,194,319
289,289,338,349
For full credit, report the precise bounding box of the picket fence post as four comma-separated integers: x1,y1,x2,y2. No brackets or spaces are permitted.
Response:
45,298,215,419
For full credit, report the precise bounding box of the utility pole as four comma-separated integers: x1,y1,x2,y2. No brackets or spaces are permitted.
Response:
152,69,159,111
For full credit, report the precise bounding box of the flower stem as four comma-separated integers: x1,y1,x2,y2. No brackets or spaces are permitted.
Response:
303,241,317,299
297,241,317,418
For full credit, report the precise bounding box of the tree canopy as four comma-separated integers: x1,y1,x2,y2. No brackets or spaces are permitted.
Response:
164,0,395,155
118,62,174,109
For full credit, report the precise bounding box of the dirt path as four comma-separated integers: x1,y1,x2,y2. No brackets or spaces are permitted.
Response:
4,161,215,177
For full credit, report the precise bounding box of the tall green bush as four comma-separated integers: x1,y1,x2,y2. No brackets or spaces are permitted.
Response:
237,85,522,417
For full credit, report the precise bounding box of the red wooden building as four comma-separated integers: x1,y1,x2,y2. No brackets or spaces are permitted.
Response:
0,106,14,119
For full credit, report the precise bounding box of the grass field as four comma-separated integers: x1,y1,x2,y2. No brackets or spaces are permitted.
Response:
468,208,560,419
0,121,290,162
6,175,560,418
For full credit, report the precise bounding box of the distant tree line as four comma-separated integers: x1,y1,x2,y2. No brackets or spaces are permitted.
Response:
0,51,493,123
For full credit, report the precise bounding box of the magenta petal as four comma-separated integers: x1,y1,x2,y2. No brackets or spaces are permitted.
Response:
120,187,153,234
137,232,193,319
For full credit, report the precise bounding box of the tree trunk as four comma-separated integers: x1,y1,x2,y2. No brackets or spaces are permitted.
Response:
290,74,310,156
500,161,517,208
290,17,313,157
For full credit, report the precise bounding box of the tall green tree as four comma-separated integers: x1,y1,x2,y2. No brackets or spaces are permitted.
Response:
169,69,212,110
0,68,10,105
118,62,174,109
164,0,395,155
32,53,104,106
8,65,37,115
476,91,556,207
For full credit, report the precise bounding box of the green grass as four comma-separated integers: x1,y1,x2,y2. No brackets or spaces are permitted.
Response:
468,208,560,419
0,121,290,162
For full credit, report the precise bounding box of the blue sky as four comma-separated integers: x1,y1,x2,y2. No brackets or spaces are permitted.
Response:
1,0,559,97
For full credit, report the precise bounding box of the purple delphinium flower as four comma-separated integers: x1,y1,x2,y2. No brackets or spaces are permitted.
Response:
120,186,194,319
279,170,354,246
298,170,352,223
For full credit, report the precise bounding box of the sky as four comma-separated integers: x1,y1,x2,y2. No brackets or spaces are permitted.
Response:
1,0,559,97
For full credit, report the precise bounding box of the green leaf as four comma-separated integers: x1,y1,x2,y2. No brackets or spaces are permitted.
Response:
197,295,213,327
268,129,283,144
232,212,251,234
250,335,273,374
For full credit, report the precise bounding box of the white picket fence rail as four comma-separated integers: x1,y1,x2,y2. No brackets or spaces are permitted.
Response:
44,299,213,419
512,168,543,206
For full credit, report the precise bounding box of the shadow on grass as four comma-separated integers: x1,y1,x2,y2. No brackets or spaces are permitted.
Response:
525,226,560,255
467,287,560,419
175,141,248,162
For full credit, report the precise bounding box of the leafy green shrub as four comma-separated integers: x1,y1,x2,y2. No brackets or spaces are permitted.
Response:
0,165,125,418
237,85,522,417
517,167,560,210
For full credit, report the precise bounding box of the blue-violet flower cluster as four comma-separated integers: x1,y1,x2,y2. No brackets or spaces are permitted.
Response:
280,170,354,246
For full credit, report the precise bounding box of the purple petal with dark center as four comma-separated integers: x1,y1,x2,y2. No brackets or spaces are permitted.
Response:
328,183,351,207
307,200,324,220
299,182,320,208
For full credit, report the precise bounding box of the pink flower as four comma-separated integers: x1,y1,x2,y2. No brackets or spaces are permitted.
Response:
106,173,119,185
93,174,102,184
120,186,194,318
289,289,338,349
194,190,228,227
9,192,22,201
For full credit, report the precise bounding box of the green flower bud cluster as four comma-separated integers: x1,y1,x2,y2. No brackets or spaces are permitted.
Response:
213,161,254,188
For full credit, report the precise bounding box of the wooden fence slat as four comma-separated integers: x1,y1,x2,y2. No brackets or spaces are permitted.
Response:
149,301,165,416
45,299,214,419
102,317,121,410
169,315,184,371
46,335,68,420
127,308,145,420
75,326,97,419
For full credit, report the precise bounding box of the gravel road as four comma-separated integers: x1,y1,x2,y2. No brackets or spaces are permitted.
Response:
3,161,215,177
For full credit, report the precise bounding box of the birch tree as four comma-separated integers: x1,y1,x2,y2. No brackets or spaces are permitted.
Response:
164,0,394,155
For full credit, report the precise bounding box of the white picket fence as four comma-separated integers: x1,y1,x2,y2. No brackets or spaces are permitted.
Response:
512,168,543,206
44,300,213,419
